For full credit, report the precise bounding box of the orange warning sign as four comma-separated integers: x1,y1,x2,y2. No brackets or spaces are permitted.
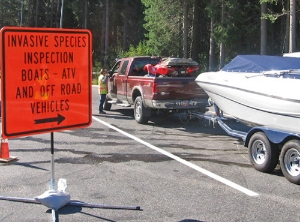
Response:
0,27,92,138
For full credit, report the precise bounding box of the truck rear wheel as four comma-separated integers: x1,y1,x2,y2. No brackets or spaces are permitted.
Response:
248,132,279,173
134,96,150,124
280,140,300,184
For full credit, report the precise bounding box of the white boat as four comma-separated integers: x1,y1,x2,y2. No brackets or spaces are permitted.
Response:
195,55,300,133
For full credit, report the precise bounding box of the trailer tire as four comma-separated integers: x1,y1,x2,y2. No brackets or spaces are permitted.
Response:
134,96,150,124
280,140,300,184
248,132,279,173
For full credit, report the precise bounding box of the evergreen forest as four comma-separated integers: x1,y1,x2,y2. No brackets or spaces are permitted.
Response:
0,0,299,71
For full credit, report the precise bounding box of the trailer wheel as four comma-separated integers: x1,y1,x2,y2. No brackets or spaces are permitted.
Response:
134,96,150,124
248,132,279,173
280,140,300,184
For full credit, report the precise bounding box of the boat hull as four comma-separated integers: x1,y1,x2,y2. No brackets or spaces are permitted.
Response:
196,72,300,133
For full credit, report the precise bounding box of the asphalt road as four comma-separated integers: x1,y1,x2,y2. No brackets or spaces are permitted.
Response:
1,85,300,222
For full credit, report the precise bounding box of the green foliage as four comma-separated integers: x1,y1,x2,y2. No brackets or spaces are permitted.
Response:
91,61,102,85
259,0,286,24
121,41,150,57
260,0,278,4
261,12,285,23
142,0,189,57
93,61,102,72
260,0,287,24
208,0,261,60
0,0,21,26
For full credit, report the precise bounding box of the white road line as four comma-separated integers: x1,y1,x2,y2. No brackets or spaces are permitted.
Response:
92,116,259,197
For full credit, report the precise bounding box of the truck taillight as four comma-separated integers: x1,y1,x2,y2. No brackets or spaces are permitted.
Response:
152,82,158,94
187,66,199,73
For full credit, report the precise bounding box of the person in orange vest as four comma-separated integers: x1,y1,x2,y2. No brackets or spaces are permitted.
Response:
98,69,108,114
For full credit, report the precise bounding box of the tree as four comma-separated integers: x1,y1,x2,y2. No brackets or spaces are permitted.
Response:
122,0,128,51
260,0,299,53
207,0,217,71
191,0,201,63
207,0,262,66
261,1,267,55
142,0,182,56
219,0,225,68
183,0,188,58
289,0,296,52
104,0,109,67
142,0,208,59
0,0,20,26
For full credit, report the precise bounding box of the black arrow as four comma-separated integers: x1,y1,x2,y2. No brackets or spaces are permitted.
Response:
34,114,65,125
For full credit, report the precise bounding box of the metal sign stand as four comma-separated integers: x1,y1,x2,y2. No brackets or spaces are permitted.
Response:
50,132,57,222
0,132,141,222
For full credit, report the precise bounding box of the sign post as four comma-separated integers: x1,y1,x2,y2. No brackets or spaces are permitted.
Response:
0,27,92,138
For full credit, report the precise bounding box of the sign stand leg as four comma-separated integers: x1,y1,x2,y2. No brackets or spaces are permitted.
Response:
50,132,58,222
50,132,55,190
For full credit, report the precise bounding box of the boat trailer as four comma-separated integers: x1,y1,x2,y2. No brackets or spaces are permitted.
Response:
188,108,300,185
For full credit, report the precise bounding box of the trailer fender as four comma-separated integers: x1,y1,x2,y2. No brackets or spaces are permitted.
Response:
244,127,300,147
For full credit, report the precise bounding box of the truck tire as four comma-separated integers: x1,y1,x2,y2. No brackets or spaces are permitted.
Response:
280,140,300,184
134,96,150,124
248,132,279,173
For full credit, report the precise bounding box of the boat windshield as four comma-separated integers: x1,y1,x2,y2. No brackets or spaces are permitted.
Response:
263,70,300,79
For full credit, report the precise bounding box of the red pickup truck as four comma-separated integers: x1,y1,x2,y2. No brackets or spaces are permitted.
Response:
104,56,208,124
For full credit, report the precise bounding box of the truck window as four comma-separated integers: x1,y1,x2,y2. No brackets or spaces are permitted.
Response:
120,60,129,76
130,59,160,76
111,61,121,73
